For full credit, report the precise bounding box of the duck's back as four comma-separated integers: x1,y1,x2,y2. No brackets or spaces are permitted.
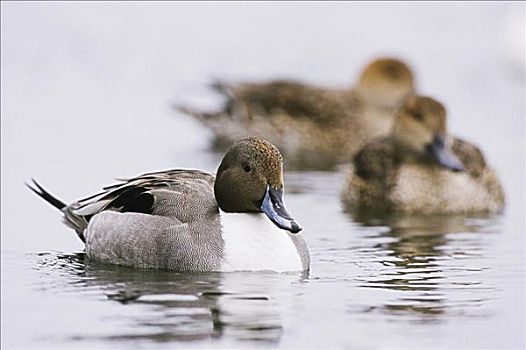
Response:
230,80,352,125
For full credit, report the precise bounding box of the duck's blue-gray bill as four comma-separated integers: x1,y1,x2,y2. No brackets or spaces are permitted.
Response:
260,186,302,233
427,135,464,172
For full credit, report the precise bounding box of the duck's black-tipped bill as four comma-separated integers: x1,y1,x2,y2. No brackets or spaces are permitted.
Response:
427,135,464,172
260,186,302,234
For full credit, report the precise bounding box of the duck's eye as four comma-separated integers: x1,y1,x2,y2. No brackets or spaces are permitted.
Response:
412,111,424,121
243,163,251,173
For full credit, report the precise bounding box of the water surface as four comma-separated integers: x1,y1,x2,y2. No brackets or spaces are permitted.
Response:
2,169,524,348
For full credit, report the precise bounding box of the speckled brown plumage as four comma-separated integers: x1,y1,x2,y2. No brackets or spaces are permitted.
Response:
214,137,286,212
177,57,415,170
235,137,284,188
342,96,505,214
451,138,486,178
342,136,505,214
231,80,353,126
342,138,399,212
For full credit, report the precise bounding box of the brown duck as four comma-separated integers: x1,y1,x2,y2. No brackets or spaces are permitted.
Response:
342,96,505,214
178,57,415,170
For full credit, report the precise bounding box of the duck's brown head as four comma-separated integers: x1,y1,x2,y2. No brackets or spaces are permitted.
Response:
215,137,302,233
356,57,415,109
391,96,464,171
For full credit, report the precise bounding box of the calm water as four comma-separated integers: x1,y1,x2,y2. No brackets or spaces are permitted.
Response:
2,171,524,349
1,2,524,349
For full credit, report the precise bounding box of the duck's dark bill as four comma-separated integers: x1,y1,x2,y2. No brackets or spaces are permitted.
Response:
260,186,302,234
427,135,464,172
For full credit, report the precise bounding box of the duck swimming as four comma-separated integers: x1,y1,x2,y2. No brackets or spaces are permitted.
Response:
28,137,310,272
177,57,415,170
341,96,505,214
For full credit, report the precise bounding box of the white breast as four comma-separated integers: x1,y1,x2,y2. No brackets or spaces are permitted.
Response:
219,211,302,272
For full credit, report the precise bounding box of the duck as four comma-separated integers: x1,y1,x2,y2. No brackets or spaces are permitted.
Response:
177,57,415,170
28,137,310,272
341,96,505,214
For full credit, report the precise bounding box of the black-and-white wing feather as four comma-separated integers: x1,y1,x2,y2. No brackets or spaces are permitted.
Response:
63,169,216,238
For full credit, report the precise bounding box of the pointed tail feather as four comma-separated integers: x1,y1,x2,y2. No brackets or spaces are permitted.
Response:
173,104,209,121
174,79,234,121
27,179,87,242
26,179,66,210
209,79,234,98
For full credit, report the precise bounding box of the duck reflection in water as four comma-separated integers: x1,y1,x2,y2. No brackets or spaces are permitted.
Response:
351,211,497,319
38,253,307,344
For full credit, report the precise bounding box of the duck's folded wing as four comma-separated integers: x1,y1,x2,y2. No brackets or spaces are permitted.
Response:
64,169,217,237
232,81,349,125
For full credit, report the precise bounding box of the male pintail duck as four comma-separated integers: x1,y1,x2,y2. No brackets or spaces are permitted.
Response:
341,96,505,214
177,57,415,170
28,137,310,272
